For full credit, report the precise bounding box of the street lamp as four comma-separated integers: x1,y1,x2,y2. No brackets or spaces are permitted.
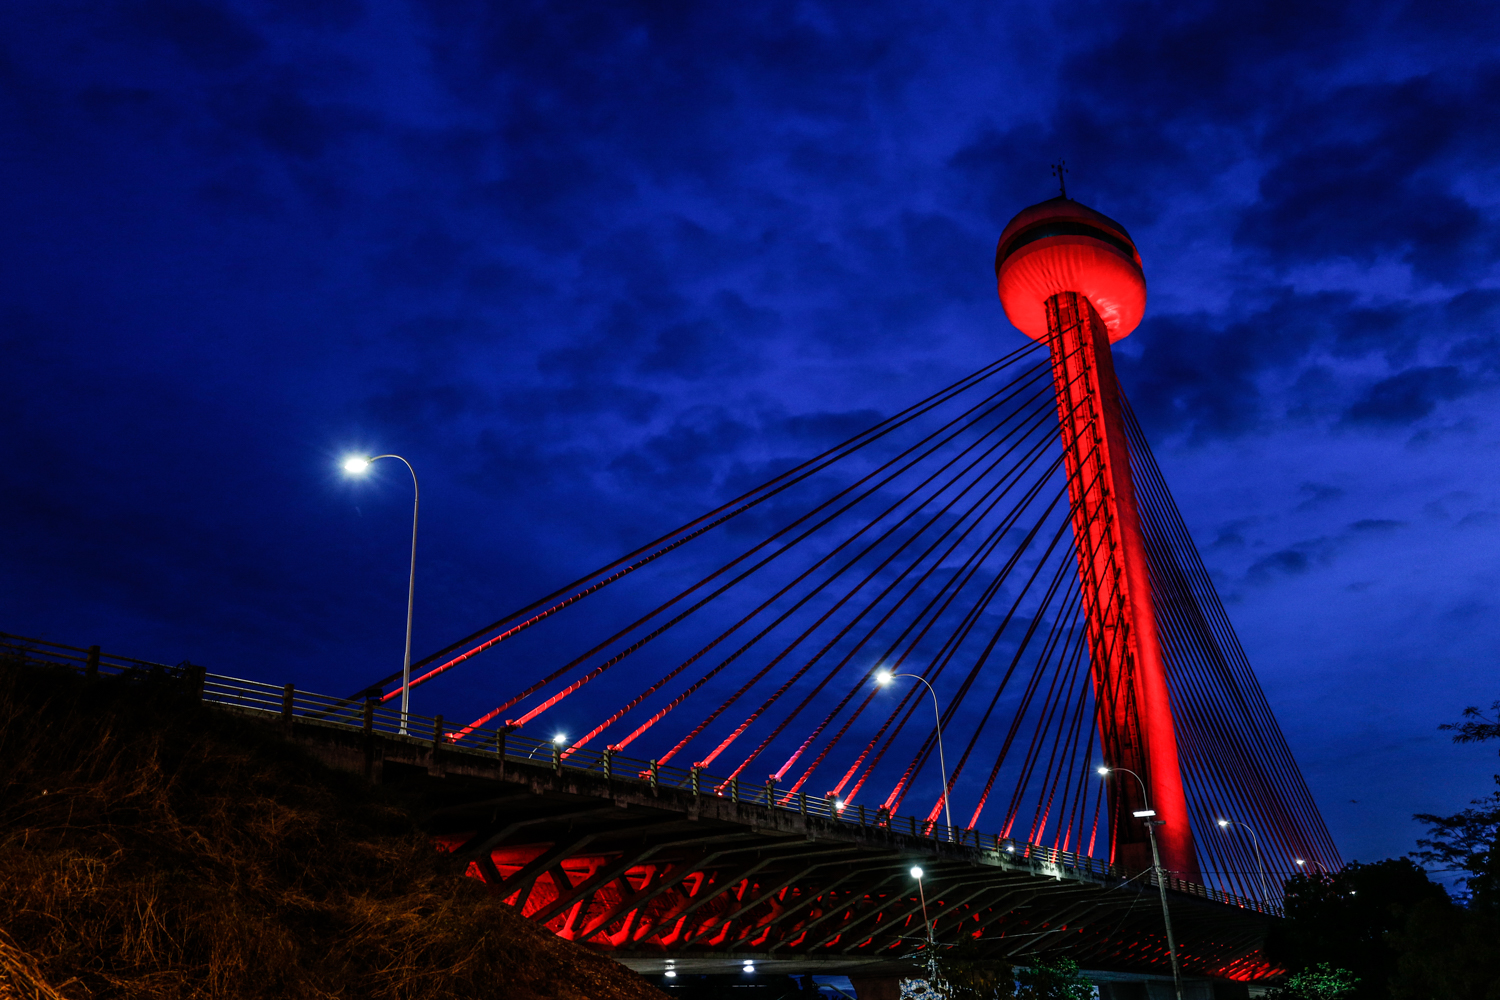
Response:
1294,857,1329,876
1099,765,1183,1000
527,733,568,760
343,454,419,735
910,866,936,961
875,669,953,838
1218,817,1269,907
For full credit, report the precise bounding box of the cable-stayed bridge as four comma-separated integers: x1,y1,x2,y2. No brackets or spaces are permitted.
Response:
3,194,1340,997
334,196,1340,991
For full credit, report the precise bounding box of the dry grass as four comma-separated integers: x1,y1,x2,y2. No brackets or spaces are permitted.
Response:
0,661,667,1000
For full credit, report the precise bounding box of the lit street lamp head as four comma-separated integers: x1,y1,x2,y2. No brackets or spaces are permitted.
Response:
1217,818,1230,828
874,669,893,686
909,866,924,880
342,455,372,475
553,733,568,745
1096,765,1110,776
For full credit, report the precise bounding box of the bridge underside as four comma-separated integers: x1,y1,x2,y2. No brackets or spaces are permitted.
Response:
290,719,1277,983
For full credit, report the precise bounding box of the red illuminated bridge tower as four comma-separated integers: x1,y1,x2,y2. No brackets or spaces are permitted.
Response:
995,196,1200,881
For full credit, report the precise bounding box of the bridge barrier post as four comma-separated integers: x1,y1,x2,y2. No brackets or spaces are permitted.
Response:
798,791,806,816
281,684,294,735
649,760,659,794
730,777,738,803
765,776,776,807
858,803,866,826
362,697,383,786
691,766,701,799
85,645,100,680
603,747,614,783
496,729,507,779
431,715,445,777
551,739,562,774
183,662,205,700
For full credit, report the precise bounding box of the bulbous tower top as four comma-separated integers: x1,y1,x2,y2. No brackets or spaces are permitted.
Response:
994,196,1147,343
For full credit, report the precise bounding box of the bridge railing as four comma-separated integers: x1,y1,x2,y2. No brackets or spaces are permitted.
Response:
0,631,1278,916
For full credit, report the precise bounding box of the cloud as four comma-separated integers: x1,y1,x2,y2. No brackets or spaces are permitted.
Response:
1343,365,1466,425
372,228,473,291
1236,75,1499,283
1242,517,1407,585
126,0,265,72
1350,518,1403,532
1297,483,1345,510
1247,548,1314,582
1118,290,1500,442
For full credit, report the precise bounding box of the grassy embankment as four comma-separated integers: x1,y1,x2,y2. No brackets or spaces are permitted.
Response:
0,660,667,1000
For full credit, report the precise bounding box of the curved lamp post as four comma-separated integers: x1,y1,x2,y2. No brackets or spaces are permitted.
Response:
1099,765,1183,1000
1294,857,1329,876
910,866,932,943
875,669,953,838
910,864,937,979
1218,816,1269,908
343,454,419,735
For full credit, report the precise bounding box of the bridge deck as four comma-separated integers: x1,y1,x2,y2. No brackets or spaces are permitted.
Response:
0,636,1280,984
289,716,1275,981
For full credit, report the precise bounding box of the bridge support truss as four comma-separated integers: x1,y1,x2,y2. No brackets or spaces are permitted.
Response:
286,718,1275,982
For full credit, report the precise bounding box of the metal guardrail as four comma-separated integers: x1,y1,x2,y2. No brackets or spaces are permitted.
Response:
1,631,1278,915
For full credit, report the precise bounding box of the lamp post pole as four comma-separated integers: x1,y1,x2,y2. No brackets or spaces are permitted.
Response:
911,867,934,948
876,670,953,839
1100,765,1183,1000
343,454,419,736
911,866,939,985
1219,817,1269,908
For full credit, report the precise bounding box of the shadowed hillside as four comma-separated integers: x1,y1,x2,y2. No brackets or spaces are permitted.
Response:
0,660,668,1000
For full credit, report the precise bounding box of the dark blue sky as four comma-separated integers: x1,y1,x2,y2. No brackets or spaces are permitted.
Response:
3,0,1498,869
